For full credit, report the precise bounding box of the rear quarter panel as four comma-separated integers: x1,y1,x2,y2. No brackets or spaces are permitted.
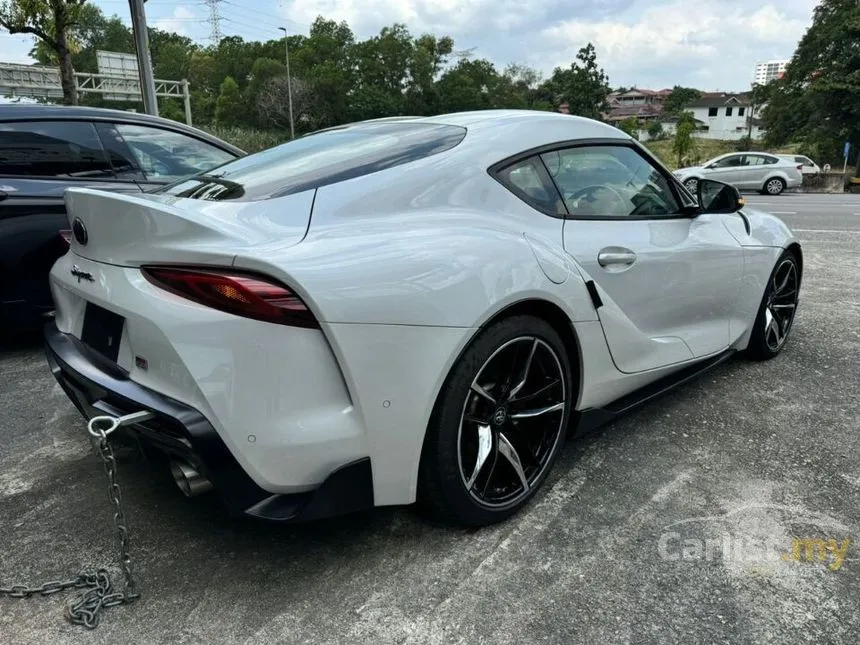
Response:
232,150,600,328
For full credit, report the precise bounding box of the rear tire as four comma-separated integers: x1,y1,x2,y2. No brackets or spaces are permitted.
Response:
746,250,800,360
762,177,786,195
418,315,573,526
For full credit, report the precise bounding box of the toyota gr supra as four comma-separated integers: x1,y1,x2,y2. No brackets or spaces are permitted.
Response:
43,110,802,526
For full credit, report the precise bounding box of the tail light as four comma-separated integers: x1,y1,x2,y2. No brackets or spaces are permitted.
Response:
59,229,72,246
141,266,319,329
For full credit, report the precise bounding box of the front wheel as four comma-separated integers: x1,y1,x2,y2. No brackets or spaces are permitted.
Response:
419,315,573,526
746,250,800,360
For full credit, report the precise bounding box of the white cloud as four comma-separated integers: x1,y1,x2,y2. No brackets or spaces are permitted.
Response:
0,0,820,93
281,0,818,90
154,6,199,37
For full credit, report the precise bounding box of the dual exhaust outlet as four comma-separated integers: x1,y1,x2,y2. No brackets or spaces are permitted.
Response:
169,461,214,497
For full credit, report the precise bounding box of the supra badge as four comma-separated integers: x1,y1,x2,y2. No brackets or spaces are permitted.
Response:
70,265,94,283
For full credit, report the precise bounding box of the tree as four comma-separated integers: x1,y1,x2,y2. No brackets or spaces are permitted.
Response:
761,0,860,169
214,76,244,126
647,120,664,140
0,0,90,104
663,86,702,115
673,112,696,167
437,58,501,113
619,116,639,138
541,43,610,118
245,57,286,123
257,75,314,131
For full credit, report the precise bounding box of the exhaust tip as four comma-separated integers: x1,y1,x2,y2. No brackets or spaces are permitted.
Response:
170,461,214,497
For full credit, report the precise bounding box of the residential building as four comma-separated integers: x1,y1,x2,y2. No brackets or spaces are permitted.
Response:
601,87,671,125
754,60,788,85
684,92,764,140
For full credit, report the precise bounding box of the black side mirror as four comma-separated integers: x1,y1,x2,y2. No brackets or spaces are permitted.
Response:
697,178,744,214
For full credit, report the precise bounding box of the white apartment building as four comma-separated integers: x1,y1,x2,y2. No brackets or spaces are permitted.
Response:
754,60,788,85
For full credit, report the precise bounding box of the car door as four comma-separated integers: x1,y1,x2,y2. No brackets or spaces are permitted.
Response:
703,154,743,186
0,119,143,322
108,122,238,190
737,154,768,189
541,143,744,374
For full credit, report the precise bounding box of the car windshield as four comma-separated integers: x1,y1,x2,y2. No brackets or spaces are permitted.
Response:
158,122,466,201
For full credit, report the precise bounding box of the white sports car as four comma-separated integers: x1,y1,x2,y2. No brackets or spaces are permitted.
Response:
45,110,802,526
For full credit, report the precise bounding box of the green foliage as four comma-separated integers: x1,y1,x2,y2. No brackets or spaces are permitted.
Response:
735,135,752,152
215,76,244,127
201,126,287,153
761,0,860,168
159,99,186,124
647,120,664,140
5,3,620,141
663,86,702,114
618,116,640,138
0,0,91,104
543,43,610,118
676,111,696,128
672,121,695,167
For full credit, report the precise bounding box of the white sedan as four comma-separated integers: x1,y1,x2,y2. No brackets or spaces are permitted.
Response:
45,110,802,526
674,151,803,195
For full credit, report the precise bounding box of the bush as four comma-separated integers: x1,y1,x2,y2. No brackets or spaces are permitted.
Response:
647,121,664,140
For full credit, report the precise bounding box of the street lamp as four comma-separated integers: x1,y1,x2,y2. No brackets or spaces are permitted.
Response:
277,26,295,139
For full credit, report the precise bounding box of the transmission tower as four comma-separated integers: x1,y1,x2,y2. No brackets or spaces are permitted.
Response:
205,0,222,43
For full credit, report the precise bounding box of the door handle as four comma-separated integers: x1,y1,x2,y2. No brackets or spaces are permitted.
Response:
598,248,637,267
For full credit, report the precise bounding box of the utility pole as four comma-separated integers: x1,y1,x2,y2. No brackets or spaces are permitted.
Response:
277,26,295,139
128,0,158,116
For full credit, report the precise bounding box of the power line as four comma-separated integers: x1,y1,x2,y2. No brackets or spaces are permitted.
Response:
221,0,310,30
218,15,285,39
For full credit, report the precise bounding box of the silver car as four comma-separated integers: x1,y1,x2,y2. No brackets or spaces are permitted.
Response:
777,154,820,175
674,152,803,195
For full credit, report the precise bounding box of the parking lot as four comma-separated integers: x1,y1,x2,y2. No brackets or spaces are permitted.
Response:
2,192,859,644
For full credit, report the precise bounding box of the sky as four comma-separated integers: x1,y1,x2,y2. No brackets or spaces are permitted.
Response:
0,0,820,92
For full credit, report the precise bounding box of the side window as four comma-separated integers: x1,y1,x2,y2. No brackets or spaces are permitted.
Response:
495,157,563,216
94,122,145,181
114,123,236,182
0,120,113,178
763,156,778,165
711,155,741,168
541,145,680,218
742,155,765,166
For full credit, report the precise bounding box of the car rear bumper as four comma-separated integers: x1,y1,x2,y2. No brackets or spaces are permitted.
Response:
43,321,374,522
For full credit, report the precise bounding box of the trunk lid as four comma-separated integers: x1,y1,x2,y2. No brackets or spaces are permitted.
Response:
64,187,315,267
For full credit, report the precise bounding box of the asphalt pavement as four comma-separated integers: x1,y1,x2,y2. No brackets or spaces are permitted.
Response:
2,192,859,644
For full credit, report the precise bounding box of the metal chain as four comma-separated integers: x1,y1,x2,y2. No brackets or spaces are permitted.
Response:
0,411,152,629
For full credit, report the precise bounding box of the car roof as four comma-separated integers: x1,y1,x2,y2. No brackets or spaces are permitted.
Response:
0,104,245,155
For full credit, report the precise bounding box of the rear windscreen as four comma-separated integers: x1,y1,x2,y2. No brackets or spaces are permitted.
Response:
159,122,467,201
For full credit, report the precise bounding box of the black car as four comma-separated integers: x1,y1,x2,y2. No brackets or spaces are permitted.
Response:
0,104,244,331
